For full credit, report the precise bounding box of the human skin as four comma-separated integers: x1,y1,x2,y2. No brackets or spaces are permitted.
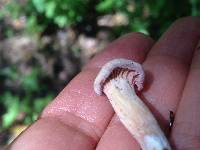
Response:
6,17,200,150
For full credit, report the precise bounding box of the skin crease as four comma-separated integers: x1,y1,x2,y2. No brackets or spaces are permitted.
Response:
6,17,200,150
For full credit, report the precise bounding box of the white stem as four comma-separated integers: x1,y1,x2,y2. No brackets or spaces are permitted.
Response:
104,78,171,150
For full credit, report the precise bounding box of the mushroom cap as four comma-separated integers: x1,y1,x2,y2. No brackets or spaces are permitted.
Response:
94,58,145,95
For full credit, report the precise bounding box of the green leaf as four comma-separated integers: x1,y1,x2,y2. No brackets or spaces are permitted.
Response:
190,0,200,16
26,15,44,33
55,15,68,27
130,19,149,35
147,0,166,18
1,92,20,128
32,0,45,13
0,67,18,80
20,68,40,92
45,1,56,18
33,95,53,113
96,0,115,12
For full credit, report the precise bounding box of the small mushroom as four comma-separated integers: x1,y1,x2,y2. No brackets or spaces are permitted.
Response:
94,58,171,150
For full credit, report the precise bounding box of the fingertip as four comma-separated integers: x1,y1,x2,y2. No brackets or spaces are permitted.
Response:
173,16,200,27
83,32,154,70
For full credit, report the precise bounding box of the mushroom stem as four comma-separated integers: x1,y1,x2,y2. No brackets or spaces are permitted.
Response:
103,77,171,150
94,58,171,150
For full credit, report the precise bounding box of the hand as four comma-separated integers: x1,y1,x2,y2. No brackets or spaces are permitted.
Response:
7,16,200,150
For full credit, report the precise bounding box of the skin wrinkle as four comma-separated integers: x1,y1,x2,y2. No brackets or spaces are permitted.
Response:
43,110,101,141
42,90,109,141
42,69,114,133
191,41,200,70
8,117,97,150
70,88,94,99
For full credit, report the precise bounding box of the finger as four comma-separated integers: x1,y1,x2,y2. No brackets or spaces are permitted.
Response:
7,118,97,150
96,116,140,150
142,17,200,131
84,32,153,69
8,33,154,150
170,41,200,149
96,17,200,150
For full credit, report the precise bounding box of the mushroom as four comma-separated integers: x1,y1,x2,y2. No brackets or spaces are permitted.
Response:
94,58,171,150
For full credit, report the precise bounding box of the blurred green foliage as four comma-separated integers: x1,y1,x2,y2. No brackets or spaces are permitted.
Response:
0,67,53,129
1,92,20,128
1,0,199,37
32,0,87,27
0,0,199,132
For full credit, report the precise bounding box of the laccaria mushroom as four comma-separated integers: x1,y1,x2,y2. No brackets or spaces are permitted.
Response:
94,58,171,150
